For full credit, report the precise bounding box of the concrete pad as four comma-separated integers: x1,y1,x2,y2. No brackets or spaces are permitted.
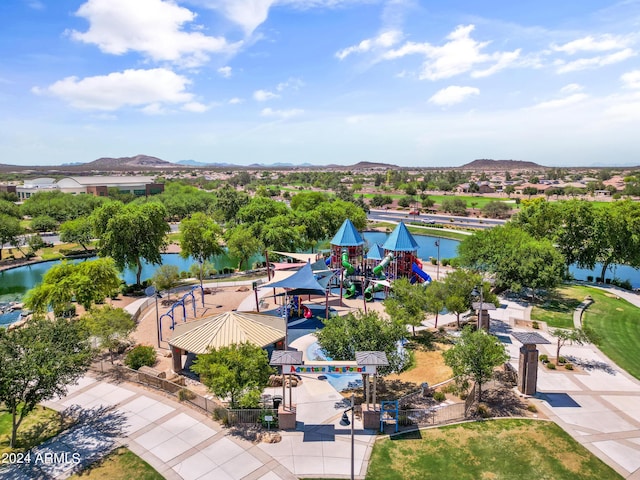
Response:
557,411,636,434
202,466,234,480
176,422,217,447
272,455,295,474
257,472,285,480
61,391,98,408
536,373,583,392
119,395,159,413
62,376,97,396
150,436,193,463
136,426,176,450
323,456,352,476
120,411,150,435
172,452,219,480
592,440,640,473
291,454,325,476
199,437,244,463
602,395,640,422
137,401,175,422
257,434,295,457
322,440,367,460
159,412,200,435
219,451,263,479
575,369,640,392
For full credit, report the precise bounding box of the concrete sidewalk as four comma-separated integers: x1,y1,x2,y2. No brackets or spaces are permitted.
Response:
0,370,376,480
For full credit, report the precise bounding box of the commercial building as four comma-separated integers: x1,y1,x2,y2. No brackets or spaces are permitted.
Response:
12,176,164,200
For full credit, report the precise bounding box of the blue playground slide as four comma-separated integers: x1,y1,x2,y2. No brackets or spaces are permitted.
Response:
411,262,432,283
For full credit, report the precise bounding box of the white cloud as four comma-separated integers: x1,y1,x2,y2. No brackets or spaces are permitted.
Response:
336,30,402,60
428,86,479,106
552,34,633,55
32,68,194,111
182,102,210,112
69,0,237,68
556,48,636,73
228,97,244,104
382,25,520,80
276,77,304,91
253,89,280,101
560,83,584,94
25,0,45,10
261,107,303,118
621,70,640,89
217,66,232,78
532,93,588,110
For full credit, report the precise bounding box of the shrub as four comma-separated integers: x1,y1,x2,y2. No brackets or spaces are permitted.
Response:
587,275,593,282
178,388,196,401
124,345,157,370
476,404,491,418
441,258,450,267
546,362,556,370
430,258,437,265
432,391,446,402
260,409,279,428
611,278,633,290
565,363,574,370
558,356,566,364
532,321,539,330
526,404,538,413
213,407,228,423
539,354,548,363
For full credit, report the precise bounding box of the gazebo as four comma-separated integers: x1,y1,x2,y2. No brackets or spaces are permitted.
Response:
168,311,286,372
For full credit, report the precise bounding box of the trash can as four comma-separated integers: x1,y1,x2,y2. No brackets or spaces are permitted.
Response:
273,395,283,410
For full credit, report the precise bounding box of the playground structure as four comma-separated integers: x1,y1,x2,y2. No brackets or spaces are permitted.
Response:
159,285,205,341
379,222,431,284
330,219,365,299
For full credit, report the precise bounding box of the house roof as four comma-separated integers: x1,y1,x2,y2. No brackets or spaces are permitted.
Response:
169,311,286,354
383,222,418,252
330,219,364,247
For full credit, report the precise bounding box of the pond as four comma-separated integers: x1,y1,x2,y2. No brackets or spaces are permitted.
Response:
0,252,262,326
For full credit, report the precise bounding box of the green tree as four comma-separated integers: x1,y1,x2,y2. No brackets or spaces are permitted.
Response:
179,212,224,288
94,202,170,285
504,185,515,197
0,213,23,260
458,224,565,294
0,199,20,218
27,234,46,256
0,317,92,447
550,328,594,365
481,201,512,219
24,258,121,315
152,265,181,300
424,281,447,328
225,224,263,271
30,215,59,233
59,217,94,252
443,326,509,402
441,198,468,216
442,270,486,328
522,186,538,197
316,310,407,374
191,342,274,408
384,278,427,336
82,305,136,364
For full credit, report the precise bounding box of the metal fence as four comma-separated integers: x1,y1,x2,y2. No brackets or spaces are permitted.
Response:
226,408,278,426
396,402,467,428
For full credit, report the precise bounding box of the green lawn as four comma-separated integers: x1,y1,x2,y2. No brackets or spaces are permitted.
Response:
531,284,640,380
531,286,585,328
370,221,471,241
1,405,67,455
67,447,163,480
366,419,621,480
583,287,640,380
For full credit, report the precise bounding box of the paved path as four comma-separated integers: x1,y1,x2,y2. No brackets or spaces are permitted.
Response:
0,371,376,480
496,284,640,479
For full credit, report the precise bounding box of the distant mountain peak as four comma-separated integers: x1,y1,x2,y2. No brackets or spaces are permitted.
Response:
461,159,546,170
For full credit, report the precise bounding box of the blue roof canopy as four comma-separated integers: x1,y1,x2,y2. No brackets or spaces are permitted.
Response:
330,219,364,247
261,262,326,295
366,244,385,260
383,222,419,252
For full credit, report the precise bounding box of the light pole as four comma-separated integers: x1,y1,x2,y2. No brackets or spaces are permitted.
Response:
471,285,484,331
434,240,440,281
340,393,355,480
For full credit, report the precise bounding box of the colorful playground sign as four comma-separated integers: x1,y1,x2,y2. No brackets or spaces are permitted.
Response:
284,364,376,374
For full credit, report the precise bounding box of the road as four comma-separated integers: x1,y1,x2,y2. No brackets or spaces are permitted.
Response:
368,209,506,229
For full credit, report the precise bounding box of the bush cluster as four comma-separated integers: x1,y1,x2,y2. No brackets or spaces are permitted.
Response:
124,345,157,370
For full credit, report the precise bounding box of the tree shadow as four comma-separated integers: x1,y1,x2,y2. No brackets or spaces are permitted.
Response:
477,380,527,417
565,356,616,375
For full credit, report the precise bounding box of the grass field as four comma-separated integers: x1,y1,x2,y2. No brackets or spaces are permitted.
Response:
0,405,66,455
67,447,163,480
370,221,471,241
531,284,640,380
366,419,622,480
583,287,640,380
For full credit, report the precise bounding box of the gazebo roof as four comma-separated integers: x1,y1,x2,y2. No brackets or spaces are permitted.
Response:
270,350,303,365
383,222,419,252
512,332,552,345
330,219,364,247
169,311,286,354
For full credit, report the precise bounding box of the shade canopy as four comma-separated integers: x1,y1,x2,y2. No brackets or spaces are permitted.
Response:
169,311,286,354
261,262,326,295
366,244,385,261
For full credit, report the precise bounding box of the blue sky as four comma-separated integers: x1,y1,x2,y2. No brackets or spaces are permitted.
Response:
1,0,639,167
